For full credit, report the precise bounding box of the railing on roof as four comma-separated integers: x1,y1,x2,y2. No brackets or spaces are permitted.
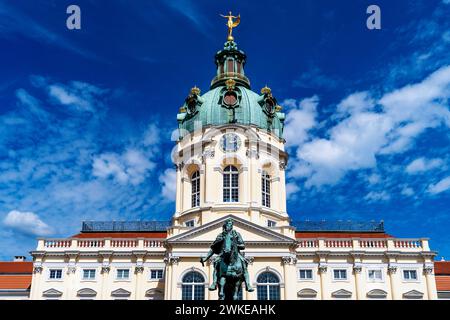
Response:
292,220,384,232
81,221,171,233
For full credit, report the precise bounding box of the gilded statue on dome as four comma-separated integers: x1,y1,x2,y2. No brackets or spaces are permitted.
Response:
220,11,241,41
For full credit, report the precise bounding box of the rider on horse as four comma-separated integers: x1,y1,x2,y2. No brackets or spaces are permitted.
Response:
200,218,254,292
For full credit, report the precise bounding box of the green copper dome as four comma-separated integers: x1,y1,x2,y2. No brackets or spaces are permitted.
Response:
177,41,285,139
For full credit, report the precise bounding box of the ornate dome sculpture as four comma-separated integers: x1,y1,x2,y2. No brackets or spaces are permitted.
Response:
177,40,285,139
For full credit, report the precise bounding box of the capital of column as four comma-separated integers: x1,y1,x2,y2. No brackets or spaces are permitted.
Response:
423,266,433,275
67,266,77,274
101,266,111,274
387,265,397,275
318,264,328,274
135,266,145,274
33,266,43,274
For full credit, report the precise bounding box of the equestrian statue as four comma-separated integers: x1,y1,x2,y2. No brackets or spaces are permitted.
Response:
200,218,254,300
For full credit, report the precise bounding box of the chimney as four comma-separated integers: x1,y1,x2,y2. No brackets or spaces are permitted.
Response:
14,256,26,262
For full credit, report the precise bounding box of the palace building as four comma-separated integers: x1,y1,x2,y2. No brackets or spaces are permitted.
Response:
12,20,443,300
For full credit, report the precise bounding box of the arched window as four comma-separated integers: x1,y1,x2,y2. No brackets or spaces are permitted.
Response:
223,165,239,202
257,271,280,300
261,171,271,208
191,171,200,208
181,271,205,300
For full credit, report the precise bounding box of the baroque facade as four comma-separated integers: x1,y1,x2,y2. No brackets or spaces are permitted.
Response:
28,32,439,301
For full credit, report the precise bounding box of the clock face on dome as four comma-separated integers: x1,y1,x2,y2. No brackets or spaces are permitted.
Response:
220,133,241,152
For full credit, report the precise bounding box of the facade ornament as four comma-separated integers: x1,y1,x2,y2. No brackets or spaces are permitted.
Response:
281,256,297,265
175,162,185,171
279,160,286,170
203,150,215,159
318,265,328,274
135,266,144,274
33,266,43,274
225,79,236,91
245,149,259,159
164,256,180,265
353,265,363,274
281,256,291,265
423,266,433,275
387,265,397,275
101,266,111,274
67,266,77,274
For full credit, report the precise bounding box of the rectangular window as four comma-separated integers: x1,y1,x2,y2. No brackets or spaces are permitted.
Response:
267,220,276,228
185,220,195,227
403,270,418,280
116,269,130,280
333,269,347,280
150,269,164,280
299,269,313,280
49,269,62,280
368,269,382,281
82,269,96,280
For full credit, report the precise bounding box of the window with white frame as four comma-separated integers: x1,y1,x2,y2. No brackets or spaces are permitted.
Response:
185,220,195,227
191,171,200,208
261,171,271,208
116,269,130,280
82,269,96,280
267,220,276,228
367,269,383,281
223,165,239,202
150,269,164,280
403,270,418,281
333,269,347,280
299,269,313,280
49,269,62,280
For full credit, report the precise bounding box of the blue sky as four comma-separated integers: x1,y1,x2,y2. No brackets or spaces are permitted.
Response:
0,0,449,260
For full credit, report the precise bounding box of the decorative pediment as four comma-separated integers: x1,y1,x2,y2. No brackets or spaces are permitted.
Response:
111,288,131,297
403,290,424,299
167,214,295,244
77,288,97,297
367,289,387,299
331,289,352,298
297,288,317,298
42,288,63,297
145,288,164,299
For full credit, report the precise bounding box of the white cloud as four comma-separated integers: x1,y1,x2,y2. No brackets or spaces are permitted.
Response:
283,96,318,148
286,182,300,200
406,157,444,174
288,65,450,187
159,169,177,201
3,210,53,236
364,191,391,202
401,186,415,197
427,176,450,194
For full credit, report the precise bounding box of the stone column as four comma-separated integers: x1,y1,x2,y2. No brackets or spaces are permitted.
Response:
318,264,328,300
281,256,296,299
100,265,111,300
387,265,398,300
30,264,43,300
424,265,438,300
353,264,363,300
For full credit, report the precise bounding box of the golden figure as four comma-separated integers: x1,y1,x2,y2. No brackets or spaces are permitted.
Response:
220,11,240,41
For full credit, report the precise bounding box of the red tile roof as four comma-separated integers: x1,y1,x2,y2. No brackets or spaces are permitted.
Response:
436,275,450,291
0,262,33,274
295,232,392,238
72,232,167,239
0,275,31,290
435,261,450,275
